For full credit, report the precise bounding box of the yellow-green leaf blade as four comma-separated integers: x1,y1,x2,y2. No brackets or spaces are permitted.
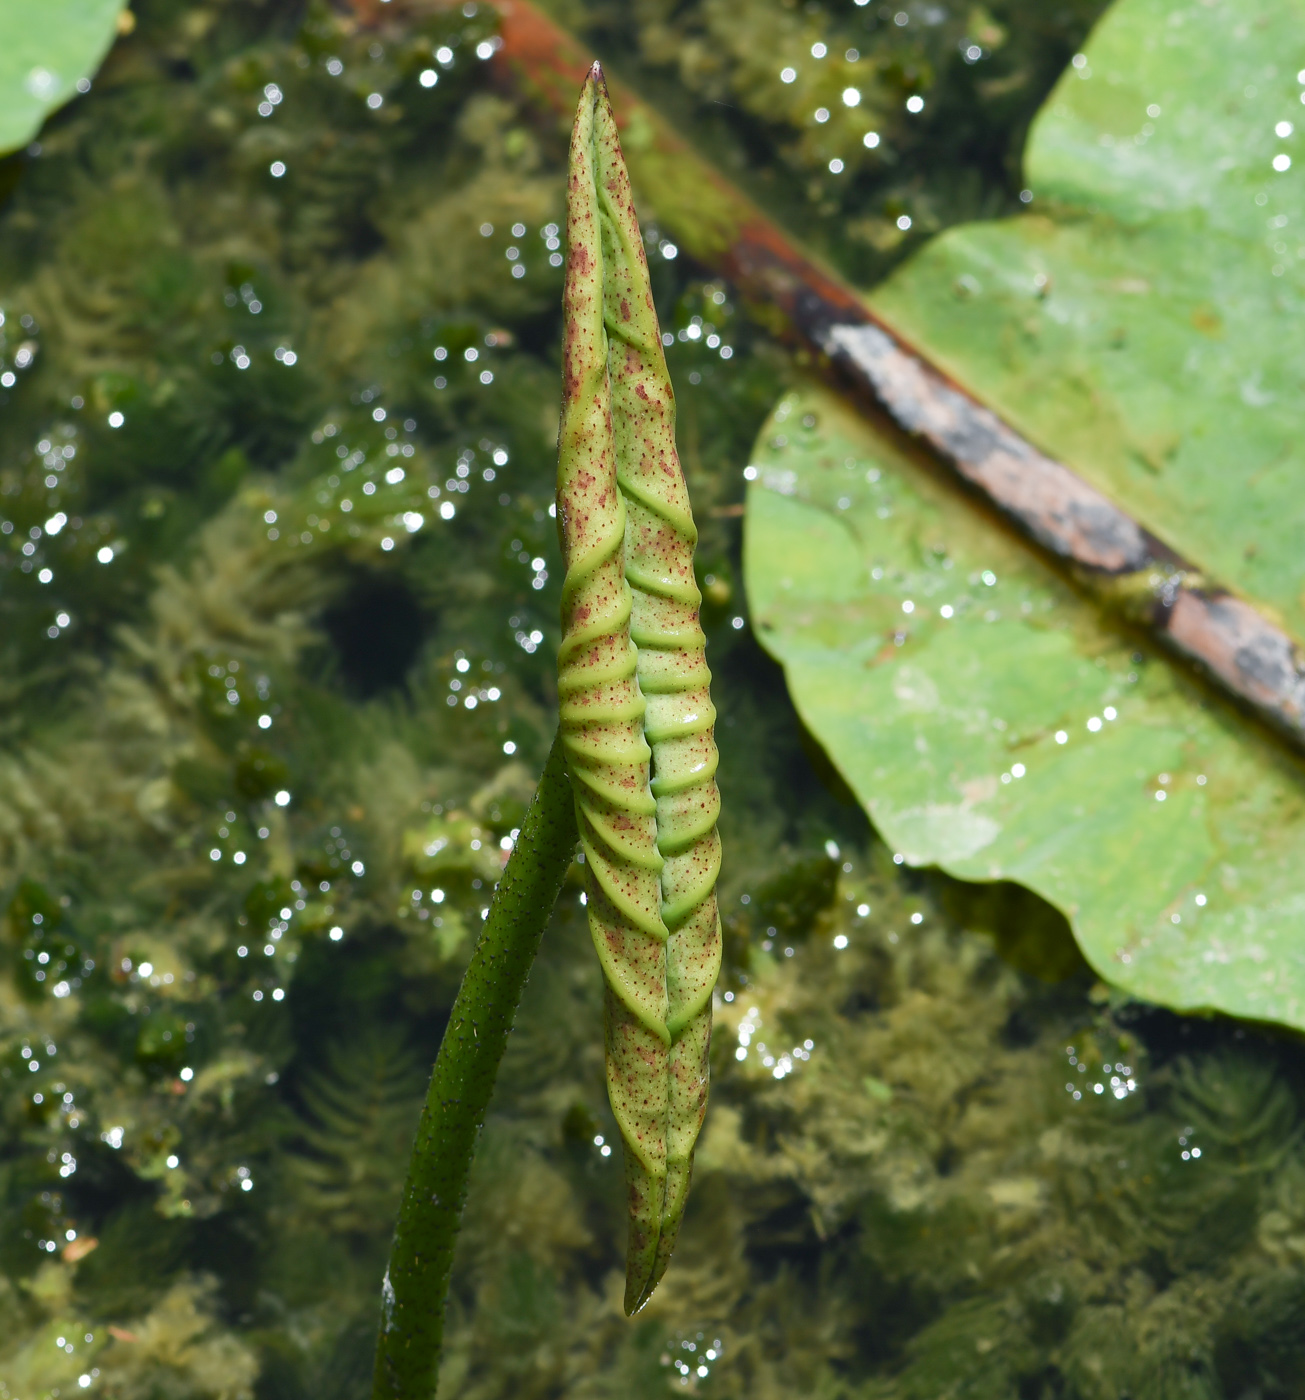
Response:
869,0,1305,643
746,385,1305,1030
0,1,125,158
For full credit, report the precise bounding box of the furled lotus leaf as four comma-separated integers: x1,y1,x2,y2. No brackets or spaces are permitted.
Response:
557,64,721,1314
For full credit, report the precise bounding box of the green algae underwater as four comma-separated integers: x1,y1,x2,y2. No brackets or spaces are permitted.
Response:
3,2,1305,1398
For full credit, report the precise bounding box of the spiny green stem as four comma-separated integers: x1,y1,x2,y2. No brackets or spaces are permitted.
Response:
371,730,577,1400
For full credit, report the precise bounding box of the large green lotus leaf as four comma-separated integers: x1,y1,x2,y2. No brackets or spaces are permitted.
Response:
745,384,1305,1027
0,2,124,158
869,0,1305,642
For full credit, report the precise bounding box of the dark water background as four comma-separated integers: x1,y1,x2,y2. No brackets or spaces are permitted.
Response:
1,3,1304,1397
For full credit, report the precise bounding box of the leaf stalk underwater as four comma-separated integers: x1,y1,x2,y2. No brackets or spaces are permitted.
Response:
372,733,578,1399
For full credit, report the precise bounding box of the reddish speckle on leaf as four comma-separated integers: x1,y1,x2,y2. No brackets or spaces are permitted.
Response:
556,61,718,1318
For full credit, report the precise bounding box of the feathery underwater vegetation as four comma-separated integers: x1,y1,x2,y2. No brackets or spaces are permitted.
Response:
6,1,1305,1398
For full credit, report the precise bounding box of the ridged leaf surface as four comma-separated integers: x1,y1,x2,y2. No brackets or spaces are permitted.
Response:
557,67,720,1313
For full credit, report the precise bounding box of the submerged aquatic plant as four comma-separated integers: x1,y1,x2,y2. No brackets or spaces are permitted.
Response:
10,5,1305,1400
376,61,721,1394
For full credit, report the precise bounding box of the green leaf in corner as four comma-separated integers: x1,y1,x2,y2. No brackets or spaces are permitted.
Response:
743,0,1305,1028
868,0,1305,640
0,2,126,159
745,383,1305,1031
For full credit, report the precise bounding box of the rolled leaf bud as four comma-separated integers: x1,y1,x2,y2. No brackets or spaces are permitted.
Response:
557,63,671,1311
591,73,722,1312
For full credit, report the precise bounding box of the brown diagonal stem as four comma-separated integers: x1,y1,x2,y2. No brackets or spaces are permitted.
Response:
490,0,1305,755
